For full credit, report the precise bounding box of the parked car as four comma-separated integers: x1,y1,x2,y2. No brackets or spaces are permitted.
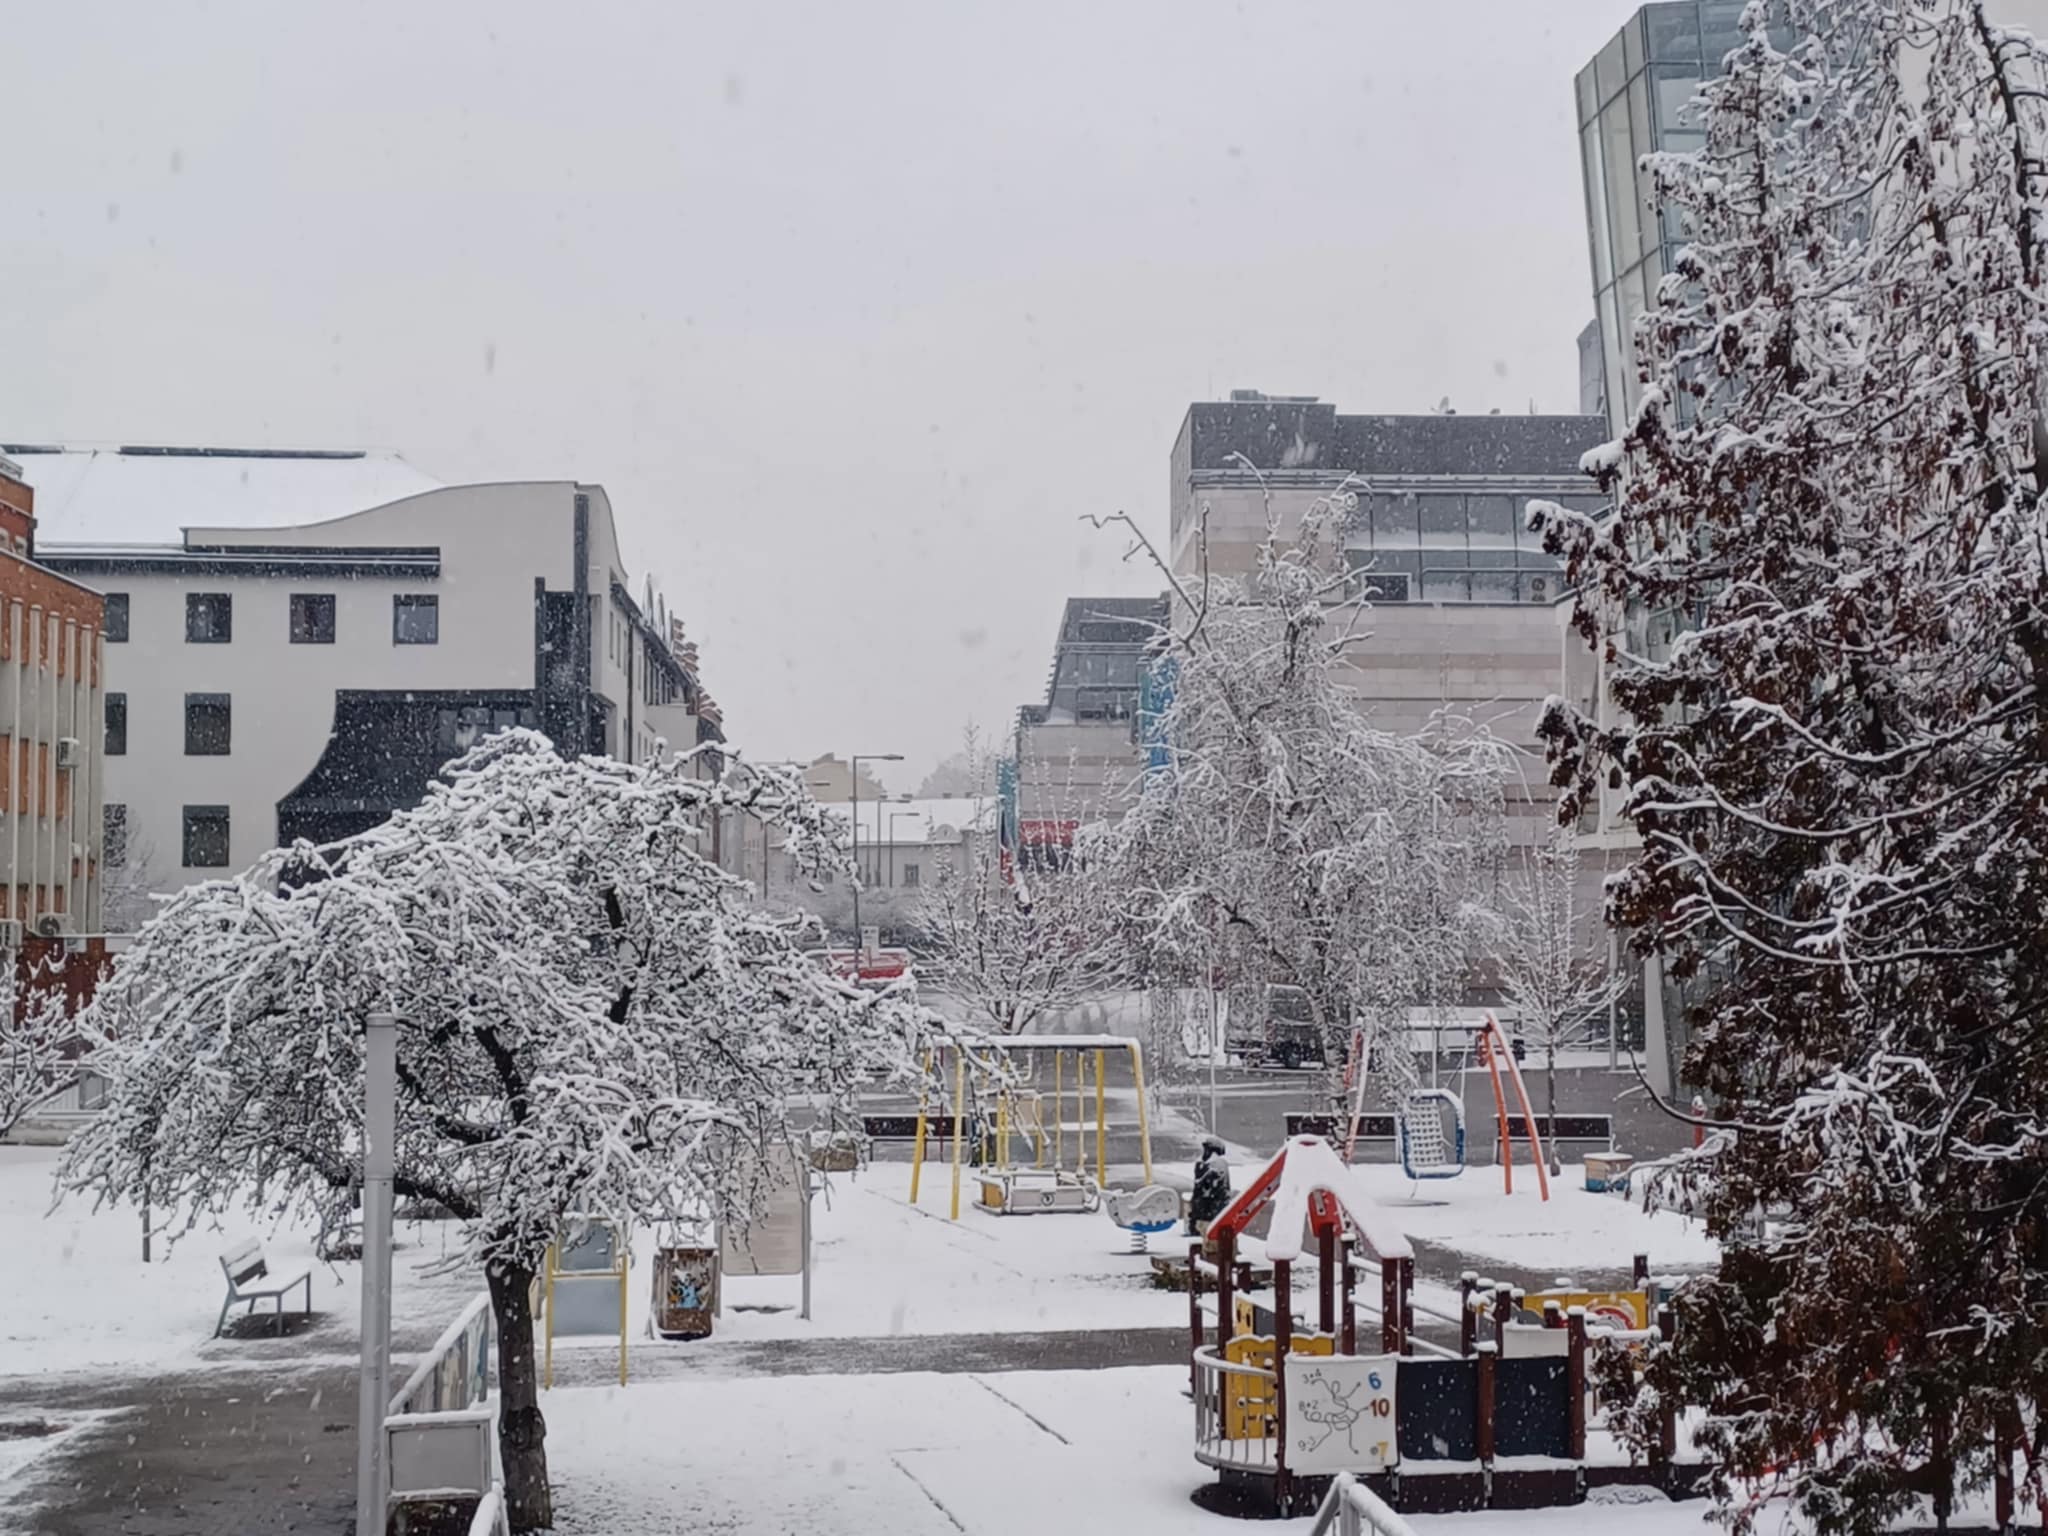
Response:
1225,984,1327,1069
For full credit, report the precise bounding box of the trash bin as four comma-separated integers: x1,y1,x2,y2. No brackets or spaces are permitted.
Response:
652,1247,718,1340
1584,1152,1634,1193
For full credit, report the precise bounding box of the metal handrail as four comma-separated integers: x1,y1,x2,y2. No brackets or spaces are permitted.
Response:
1191,1345,1280,1472
390,1291,493,1417
1308,1472,1418,1536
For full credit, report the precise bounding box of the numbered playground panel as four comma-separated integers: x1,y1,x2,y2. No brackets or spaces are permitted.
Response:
1286,1354,1398,1474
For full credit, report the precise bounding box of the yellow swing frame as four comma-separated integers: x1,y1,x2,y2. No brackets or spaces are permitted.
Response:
907,1035,1154,1219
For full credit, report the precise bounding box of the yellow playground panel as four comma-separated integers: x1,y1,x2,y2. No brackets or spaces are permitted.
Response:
908,1034,1155,1219
1222,1332,1337,1439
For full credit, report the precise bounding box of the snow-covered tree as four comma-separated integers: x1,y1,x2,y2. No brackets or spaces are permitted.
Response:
1489,834,1615,1176
1094,476,1510,1093
916,746,990,800
914,758,1124,1034
1531,3,2048,1527
58,732,933,1531
0,957,84,1141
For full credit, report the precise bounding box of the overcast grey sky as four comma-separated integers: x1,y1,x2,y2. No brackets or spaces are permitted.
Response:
2,1,1641,789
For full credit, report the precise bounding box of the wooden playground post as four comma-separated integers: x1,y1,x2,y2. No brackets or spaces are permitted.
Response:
1339,1236,1357,1355
1459,1272,1478,1356
1398,1255,1415,1347
1188,1240,1204,1397
1317,1221,1337,1335
996,1092,1010,1171
1494,1285,1512,1354
1216,1227,1237,1348
1475,1340,1497,1465
1381,1257,1401,1354
1094,1049,1108,1185
909,1049,932,1204
1273,1257,1293,1515
1544,1299,1563,1329
949,1047,966,1221
1566,1307,1588,1460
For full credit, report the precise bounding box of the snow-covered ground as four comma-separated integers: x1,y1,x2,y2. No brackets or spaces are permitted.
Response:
542,1364,1726,1536
0,1138,1715,1384
0,1144,477,1383
1338,1160,1719,1275
1,1136,1725,1533
540,1155,1715,1355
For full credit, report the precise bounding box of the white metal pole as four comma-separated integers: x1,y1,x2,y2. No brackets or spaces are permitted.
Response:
800,1178,813,1322
355,1012,397,1536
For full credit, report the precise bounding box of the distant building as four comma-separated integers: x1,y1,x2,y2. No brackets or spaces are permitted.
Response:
1573,3,1740,435
1169,394,1606,845
1011,595,1168,837
745,794,994,946
794,754,892,803
5,443,720,907
0,454,108,935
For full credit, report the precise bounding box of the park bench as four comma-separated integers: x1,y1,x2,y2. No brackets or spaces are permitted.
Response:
216,1238,313,1337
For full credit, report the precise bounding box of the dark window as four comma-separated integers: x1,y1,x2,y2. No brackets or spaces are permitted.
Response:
290,593,336,644
103,594,130,643
393,594,439,645
103,804,128,868
182,805,230,868
104,693,127,756
902,862,921,888
185,693,231,755
185,592,232,643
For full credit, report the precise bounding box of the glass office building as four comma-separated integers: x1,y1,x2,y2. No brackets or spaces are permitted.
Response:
1576,2,1748,433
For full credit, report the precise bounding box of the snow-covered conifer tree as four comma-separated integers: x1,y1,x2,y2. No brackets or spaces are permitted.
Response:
1533,2,2048,1526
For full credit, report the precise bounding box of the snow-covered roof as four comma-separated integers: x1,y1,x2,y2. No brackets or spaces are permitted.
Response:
1223,1135,1415,1264
824,796,996,847
1,444,442,546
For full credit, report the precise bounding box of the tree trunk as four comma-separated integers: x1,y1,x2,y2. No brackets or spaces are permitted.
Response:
1545,1038,1562,1178
487,1261,553,1532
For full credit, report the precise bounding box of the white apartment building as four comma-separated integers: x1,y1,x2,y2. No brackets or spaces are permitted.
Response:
4,444,719,913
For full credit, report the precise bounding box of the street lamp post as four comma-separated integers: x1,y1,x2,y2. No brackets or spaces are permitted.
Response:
849,753,903,956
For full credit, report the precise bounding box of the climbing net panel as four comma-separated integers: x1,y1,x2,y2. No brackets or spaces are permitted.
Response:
1397,1088,1467,1181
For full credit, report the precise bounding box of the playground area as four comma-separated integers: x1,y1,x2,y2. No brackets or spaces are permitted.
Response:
2,1023,1738,1534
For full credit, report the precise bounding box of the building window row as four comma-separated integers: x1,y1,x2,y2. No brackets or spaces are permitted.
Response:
101,591,441,647
105,692,239,756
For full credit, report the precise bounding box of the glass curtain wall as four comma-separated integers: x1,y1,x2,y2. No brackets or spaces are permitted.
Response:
1575,1,1742,433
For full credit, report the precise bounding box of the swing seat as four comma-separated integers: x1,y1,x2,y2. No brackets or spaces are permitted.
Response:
974,1168,1098,1216
1397,1088,1467,1181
